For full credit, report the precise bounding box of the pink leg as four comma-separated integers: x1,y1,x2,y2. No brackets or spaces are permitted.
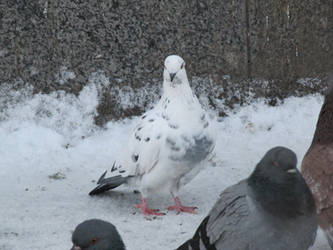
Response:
135,197,165,216
168,197,197,214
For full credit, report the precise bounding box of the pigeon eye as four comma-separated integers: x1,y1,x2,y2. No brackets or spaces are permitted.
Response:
92,238,98,244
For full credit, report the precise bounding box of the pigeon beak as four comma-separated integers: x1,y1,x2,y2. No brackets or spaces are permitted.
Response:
71,245,81,250
286,168,298,174
170,73,176,82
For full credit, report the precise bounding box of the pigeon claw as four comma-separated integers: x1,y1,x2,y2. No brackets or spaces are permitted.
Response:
168,196,197,214
136,205,165,216
167,205,197,214
135,197,165,216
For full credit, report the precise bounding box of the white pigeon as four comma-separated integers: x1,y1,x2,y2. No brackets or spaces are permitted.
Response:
90,55,216,216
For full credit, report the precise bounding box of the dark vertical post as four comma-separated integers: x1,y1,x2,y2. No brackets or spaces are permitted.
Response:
245,0,252,80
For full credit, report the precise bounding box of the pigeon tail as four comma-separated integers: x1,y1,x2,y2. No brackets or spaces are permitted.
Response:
89,171,133,195
176,216,215,250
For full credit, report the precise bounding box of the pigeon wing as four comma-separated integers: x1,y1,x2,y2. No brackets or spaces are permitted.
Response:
206,180,250,249
301,144,333,222
118,109,168,177
177,180,250,250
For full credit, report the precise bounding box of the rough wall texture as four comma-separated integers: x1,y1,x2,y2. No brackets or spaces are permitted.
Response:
0,0,332,122
249,0,333,79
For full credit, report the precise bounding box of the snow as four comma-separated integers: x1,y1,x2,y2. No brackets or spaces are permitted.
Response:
56,66,76,85
0,81,330,249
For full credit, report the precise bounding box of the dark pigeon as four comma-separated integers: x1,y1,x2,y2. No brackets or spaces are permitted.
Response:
71,219,125,250
177,147,317,250
301,74,333,249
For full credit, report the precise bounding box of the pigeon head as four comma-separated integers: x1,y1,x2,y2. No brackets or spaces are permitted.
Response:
163,55,187,86
257,146,298,174
248,146,315,218
71,219,125,250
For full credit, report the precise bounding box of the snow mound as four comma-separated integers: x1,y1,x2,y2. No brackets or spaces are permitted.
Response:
0,79,329,249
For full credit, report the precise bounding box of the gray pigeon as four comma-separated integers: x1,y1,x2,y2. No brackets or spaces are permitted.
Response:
71,219,125,250
177,146,317,250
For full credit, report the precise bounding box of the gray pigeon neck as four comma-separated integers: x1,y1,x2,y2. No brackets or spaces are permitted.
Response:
247,168,315,219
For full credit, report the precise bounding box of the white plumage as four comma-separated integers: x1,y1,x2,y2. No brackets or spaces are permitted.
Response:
90,55,216,215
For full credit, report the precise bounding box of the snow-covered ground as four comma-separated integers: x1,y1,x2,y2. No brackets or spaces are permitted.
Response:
0,81,330,249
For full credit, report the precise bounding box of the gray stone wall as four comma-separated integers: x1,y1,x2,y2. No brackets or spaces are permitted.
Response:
0,0,332,122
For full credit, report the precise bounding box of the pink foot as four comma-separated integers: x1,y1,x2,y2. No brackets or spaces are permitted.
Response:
168,197,197,214
135,197,165,216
